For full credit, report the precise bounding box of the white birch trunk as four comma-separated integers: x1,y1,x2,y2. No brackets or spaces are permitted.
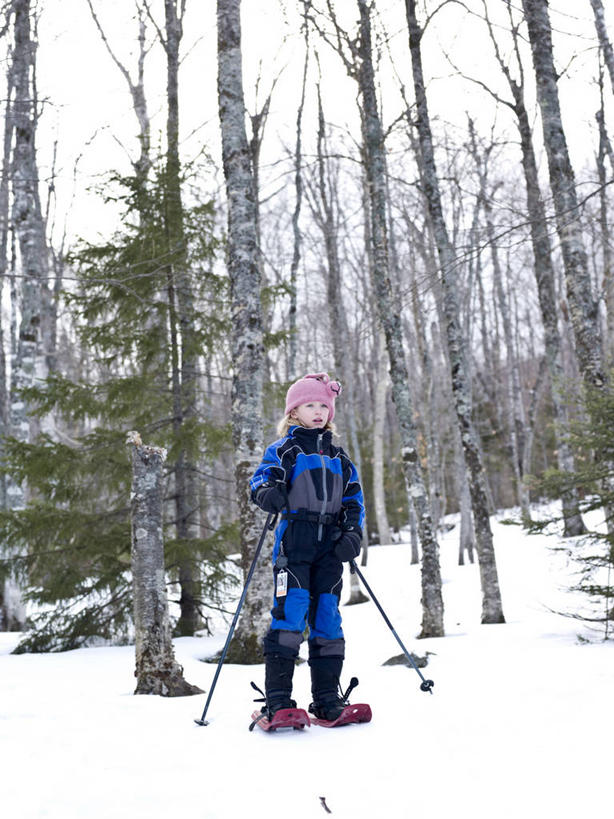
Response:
589,0,614,97
522,0,613,534
217,0,271,661
481,4,586,535
4,2,49,629
457,442,475,566
406,0,504,623
9,0,49,489
596,105,614,369
467,121,529,520
288,10,309,381
0,60,13,515
358,0,444,638
522,0,605,390
373,331,391,545
314,90,368,601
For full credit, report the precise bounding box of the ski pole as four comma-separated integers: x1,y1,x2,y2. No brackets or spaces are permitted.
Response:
194,511,277,725
349,559,434,694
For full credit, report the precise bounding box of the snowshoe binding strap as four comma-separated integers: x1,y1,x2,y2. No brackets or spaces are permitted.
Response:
342,676,359,702
249,711,268,731
250,680,266,703
248,681,267,731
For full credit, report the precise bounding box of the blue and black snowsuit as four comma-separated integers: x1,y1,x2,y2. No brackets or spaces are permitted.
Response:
250,424,365,713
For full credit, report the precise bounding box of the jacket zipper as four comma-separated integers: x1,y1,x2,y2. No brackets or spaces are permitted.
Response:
318,433,327,541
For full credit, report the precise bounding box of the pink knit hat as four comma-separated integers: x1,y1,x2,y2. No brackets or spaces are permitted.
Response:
285,372,342,422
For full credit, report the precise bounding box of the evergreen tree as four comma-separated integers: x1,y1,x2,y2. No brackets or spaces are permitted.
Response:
0,162,237,652
533,379,614,638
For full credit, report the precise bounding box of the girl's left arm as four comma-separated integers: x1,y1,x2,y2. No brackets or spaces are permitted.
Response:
340,453,366,533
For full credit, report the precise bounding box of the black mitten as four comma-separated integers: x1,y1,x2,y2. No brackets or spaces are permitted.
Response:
334,529,362,562
254,484,287,513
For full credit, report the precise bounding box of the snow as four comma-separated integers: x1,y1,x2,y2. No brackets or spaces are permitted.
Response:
1,508,612,819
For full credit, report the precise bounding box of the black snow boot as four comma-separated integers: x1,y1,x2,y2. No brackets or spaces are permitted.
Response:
308,657,345,722
263,654,297,717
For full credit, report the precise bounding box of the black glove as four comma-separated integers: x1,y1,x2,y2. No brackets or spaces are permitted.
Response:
333,528,362,562
254,483,287,514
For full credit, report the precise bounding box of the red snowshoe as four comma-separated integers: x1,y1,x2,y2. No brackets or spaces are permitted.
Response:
308,676,372,727
249,707,310,732
309,702,372,728
248,681,310,732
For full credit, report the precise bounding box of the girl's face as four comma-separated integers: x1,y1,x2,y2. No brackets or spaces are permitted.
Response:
291,401,330,429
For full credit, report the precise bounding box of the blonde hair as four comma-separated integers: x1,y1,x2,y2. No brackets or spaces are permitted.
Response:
276,413,337,438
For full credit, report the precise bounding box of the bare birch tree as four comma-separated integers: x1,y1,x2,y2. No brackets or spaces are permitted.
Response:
596,75,614,368
469,0,585,535
217,0,271,661
9,0,49,473
521,0,605,391
85,0,151,187
356,0,443,637
372,330,391,545
307,85,367,603
2,1,51,630
466,121,529,521
288,3,311,380
589,0,614,97
405,0,504,623
0,50,13,514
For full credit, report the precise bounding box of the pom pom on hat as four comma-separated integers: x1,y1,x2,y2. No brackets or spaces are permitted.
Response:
285,372,342,422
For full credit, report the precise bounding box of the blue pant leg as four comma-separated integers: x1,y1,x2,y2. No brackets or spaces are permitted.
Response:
308,545,345,658
263,554,311,659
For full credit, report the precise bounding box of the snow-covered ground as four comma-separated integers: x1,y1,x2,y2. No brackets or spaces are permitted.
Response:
1,509,612,819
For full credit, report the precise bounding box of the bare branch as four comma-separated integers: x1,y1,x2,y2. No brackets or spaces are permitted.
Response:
85,0,134,89
141,0,166,51
421,0,471,34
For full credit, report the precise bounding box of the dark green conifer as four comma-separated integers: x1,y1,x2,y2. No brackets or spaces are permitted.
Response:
0,161,238,652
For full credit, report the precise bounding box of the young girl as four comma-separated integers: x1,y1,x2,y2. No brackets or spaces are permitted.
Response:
250,372,365,724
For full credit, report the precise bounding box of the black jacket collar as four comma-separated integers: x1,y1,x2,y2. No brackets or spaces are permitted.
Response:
289,425,333,453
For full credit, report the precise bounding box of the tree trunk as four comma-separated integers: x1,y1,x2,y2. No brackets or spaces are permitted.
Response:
128,432,202,696
596,102,614,368
479,2,586,535
589,0,614,97
409,502,420,565
164,0,202,636
288,6,309,380
217,0,271,661
467,120,529,521
411,280,442,529
405,0,504,623
512,70,586,535
522,0,605,391
373,331,391,545
5,2,50,636
314,89,368,603
0,61,13,516
85,0,151,188
9,0,49,466
459,475,475,566
357,0,444,638
522,0,614,533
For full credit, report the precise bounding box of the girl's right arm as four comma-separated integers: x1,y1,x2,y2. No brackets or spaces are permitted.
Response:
250,441,288,512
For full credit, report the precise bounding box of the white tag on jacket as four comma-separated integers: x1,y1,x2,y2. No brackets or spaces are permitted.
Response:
276,569,288,598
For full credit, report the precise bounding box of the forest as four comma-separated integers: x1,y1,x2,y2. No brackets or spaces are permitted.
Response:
0,0,613,677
